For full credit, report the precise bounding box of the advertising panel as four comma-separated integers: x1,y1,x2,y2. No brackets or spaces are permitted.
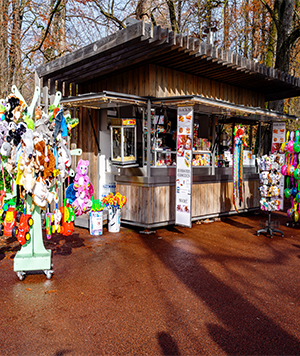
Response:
175,106,193,227
272,122,286,210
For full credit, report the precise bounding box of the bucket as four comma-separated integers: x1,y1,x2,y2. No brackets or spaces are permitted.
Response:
108,208,121,232
90,211,103,235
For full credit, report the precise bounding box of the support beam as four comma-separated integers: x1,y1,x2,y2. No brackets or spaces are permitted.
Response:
147,99,151,178
50,79,56,105
42,77,48,113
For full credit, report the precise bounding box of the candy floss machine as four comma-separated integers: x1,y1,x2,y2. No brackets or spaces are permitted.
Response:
110,118,137,166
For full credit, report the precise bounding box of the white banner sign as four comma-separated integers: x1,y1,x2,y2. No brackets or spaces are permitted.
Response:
272,122,286,210
175,106,193,227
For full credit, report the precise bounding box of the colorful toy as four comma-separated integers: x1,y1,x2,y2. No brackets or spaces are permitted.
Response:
2,205,18,236
13,214,33,246
59,199,75,236
45,213,53,240
232,125,247,212
52,208,62,234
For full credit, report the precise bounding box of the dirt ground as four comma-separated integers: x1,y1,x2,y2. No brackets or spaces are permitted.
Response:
1,210,300,356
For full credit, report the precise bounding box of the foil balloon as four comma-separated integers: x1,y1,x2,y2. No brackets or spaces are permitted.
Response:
294,168,300,180
285,187,292,199
294,210,299,222
292,186,298,197
281,164,287,176
287,207,294,218
294,130,300,153
287,131,295,153
296,192,300,203
287,164,295,176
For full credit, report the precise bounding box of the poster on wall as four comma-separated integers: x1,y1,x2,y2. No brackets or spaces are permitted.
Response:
175,106,193,227
272,122,286,210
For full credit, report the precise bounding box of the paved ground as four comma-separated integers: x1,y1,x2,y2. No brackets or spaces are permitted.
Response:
1,210,300,356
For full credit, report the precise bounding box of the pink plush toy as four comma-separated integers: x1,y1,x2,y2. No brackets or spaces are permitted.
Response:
72,159,94,215
74,159,92,190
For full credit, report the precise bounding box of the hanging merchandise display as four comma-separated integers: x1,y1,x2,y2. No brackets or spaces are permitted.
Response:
257,154,284,238
0,85,80,280
232,125,247,212
282,130,300,228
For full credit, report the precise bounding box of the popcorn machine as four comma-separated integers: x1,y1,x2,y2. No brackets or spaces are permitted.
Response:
110,118,137,166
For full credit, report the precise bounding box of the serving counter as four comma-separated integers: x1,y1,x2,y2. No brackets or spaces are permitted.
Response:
116,167,260,228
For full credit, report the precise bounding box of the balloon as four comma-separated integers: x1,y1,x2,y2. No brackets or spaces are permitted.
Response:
281,165,287,175
287,164,295,176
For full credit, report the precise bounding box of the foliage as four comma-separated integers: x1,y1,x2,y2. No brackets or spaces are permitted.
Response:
2,0,300,116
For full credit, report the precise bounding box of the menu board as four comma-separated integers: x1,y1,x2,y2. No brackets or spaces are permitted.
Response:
272,122,286,210
272,122,286,153
175,106,193,227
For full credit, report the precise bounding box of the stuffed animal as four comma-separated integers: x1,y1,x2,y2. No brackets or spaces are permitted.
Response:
32,177,55,210
0,120,8,147
72,185,93,216
53,109,68,141
21,129,34,158
19,157,36,193
52,208,62,233
57,140,72,178
74,159,92,190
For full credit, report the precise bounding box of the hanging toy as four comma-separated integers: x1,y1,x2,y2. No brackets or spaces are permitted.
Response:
287,131,295,153
294,130,300,153
59,199,75,236
45,213,53,240
232,125,247,212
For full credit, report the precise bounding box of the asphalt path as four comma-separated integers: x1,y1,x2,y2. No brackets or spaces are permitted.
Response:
1,210,300,355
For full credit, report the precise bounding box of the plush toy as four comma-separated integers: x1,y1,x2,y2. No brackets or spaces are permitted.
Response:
52,208,62,233
19,157,36,193
21,129,34,158
32,177,55,210
74,159,92,190
53,109,68,141
57,140,72,178
0,120,8,147
72,185,93,216
34,140,46,173
66,183,76,204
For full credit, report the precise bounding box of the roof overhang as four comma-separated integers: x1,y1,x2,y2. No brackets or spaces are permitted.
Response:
61,91,296,122
152,95,296,122
36,21,300,102
60,91,148,109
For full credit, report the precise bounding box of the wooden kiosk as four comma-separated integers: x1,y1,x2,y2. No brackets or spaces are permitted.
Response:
36,21,300,228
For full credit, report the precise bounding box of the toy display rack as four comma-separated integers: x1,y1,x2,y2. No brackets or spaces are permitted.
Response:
14,194,53,280
257,211,284,238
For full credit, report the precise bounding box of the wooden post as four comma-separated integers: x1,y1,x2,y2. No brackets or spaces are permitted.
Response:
35,71,41,107
49,79,56,105
211,115,216,175
42,77,48,113
147,99,151,178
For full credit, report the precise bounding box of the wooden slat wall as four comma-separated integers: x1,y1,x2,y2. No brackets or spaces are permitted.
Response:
83,63,265,108
149,64,265,108
117,180,260,226
77,107,98,198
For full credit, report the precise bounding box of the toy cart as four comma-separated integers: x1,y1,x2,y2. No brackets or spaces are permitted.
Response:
14,195,53,280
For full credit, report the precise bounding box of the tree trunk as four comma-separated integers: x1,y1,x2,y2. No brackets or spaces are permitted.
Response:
269,0,295,112
136,0,151,22
0,0,9,97
9,0,23,89
167,0,179,33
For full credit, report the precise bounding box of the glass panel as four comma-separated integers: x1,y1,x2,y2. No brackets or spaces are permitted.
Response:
123,127,136,161
112,127,122,161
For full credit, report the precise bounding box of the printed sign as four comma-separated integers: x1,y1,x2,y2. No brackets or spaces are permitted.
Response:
122,119,136,126
272,122,286,210
176,106,193,227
